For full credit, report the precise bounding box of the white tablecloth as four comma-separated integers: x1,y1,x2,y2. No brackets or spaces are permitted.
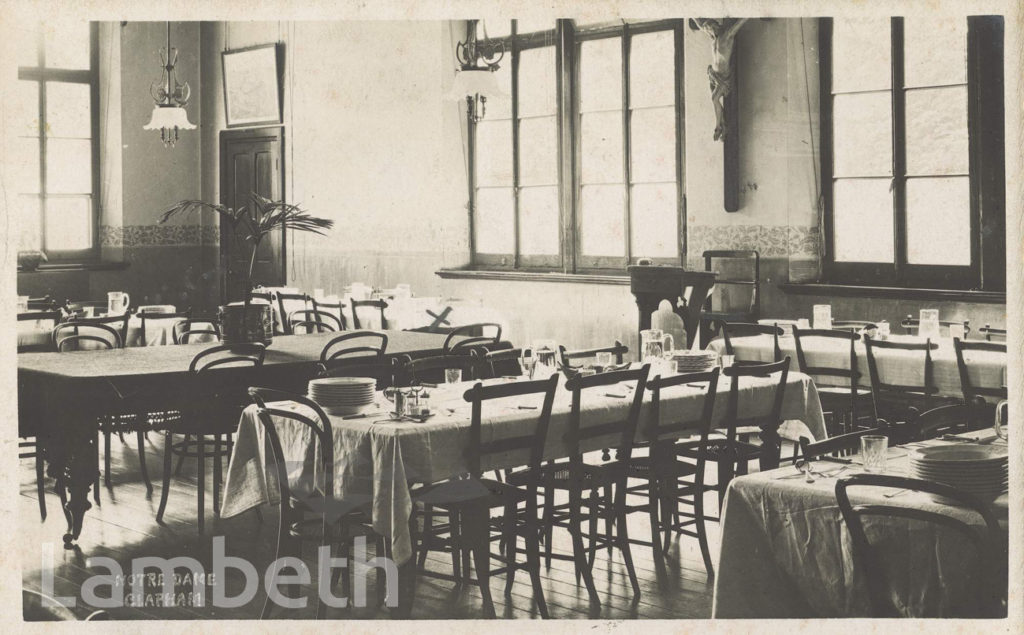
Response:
707,334,1005,399
17,317,218,349
221,372,826,565
712,429,1008,618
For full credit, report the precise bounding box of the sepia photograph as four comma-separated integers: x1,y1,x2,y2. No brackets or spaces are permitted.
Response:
0,0,1019,627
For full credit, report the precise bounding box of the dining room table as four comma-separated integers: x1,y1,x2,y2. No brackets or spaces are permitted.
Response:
16,329,465,547
706,332,1005,397
712,427,1009,618
220,368,827,569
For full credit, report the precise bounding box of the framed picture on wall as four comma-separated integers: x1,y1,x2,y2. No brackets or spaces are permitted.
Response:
222,44,282,127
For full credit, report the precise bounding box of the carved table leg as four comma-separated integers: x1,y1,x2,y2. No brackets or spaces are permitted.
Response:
44,406,98,549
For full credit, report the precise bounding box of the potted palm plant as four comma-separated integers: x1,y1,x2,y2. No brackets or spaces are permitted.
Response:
160,193,333,345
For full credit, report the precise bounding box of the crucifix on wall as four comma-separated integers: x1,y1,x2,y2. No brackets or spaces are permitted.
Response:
690,18,748,212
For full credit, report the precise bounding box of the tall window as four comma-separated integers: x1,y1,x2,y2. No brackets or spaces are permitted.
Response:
822,16,1005,290
470,20,683,273
16,21,99,262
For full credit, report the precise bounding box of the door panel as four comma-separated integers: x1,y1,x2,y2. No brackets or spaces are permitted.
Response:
220,128,284,303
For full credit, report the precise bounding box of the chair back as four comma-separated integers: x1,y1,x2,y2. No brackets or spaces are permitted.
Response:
953,338,1007,403
462,374,559,484
978,324,1006,341
248,388,336,524
831,320,878,332
792,326,862,393
319,331,388,363
721,358,790,470
646,369,719,485
63,300,109,317
702,250,760,323
400,353,487,385
274,293,312,335
186,344,266,427
559,340,628,368
835,473,1003,617
350,298,388,330
54,312,130,345
136,309,191,344
189,343,266,373
441,322,502,355
864,336,939,425
27,295,58,311
798,426,886,460
900,316,971,337
18,310,63,353
311,298,348,330
480,347,523,379
172,319,221,344
289,308,343,334
52,320,123,351
719,321,783,362
905,403,975,441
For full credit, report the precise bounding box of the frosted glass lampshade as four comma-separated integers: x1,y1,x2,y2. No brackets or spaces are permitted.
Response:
448,68,509,101
144,105,196,131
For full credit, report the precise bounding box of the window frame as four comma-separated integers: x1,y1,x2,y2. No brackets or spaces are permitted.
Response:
17,21,101,263
468,18,685,275
820,16,1004,291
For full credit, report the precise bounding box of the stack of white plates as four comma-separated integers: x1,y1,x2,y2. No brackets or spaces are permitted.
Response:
307,377,376,416
909,445,1008,504
671,350,718,373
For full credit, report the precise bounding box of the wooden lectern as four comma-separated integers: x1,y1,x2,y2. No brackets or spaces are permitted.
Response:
628,265,717,350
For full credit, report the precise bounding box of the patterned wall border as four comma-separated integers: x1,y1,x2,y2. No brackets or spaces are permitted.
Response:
100,224,219,247
687,224,819,261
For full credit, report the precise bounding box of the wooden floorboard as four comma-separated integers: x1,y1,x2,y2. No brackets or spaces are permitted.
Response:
20,433,718,620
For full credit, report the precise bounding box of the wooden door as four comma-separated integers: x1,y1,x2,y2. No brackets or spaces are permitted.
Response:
219,128,284,303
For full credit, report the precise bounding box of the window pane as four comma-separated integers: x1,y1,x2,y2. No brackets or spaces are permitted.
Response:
47,82,92,138
580,37,622,112
518,47,556,118
581,111,623,184
474,187,514,254
519,186,560,255
14,80,40,136
481,20,511,40
629,30,675,108
630,107,675,183
16,137,41,193
483,62,512,120
18,196,42,251
475,120,513,186
518,116,557,186
43,21,91,70
831,18,891,92
832,92,892,177
580,184,625,257
905,86,968,175
630,183,677,258
833,178,894,263
46,138,92,193
45,196,92,250
516,20,553,34
904,17,966,88
906,177,970,265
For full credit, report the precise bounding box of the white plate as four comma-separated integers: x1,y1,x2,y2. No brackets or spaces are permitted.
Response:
909,445,1008,463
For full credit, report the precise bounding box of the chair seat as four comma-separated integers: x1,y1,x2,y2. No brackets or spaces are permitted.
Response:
507,460,617,490
414,477,530,508
624,454,699,479
291,491,374,523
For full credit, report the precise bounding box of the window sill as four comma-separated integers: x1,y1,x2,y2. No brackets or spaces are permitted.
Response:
436,268,630,286
17,261,130,274
778,282,1005,304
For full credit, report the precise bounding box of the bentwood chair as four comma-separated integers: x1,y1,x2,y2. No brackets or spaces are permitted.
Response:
155,343,266,533
978,324,1006,342
317,332,392,388
312,297,349,330
680,359,790,508
797,426,888,462
289,308,344,334
136,308,191,346
399,353,487,386
792,326,873,436
863,336,957,436
172,319,221,344
480,347,523,379
509,365,651,606
715,321,784,362
52,315,129,350
441,323,502,355
900,315,971,338
835,474,1005,617
410,374,560,618
954,338,1008,430
558,340,628,371
622,369,719,573
831,320,878,333
248,387,380,619
27,295,58,311
700,250,760,344
18,310,63,353
272,292,313,335
350,298,389,330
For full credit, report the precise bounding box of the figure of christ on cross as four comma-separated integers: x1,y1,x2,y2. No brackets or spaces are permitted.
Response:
689,18,748,141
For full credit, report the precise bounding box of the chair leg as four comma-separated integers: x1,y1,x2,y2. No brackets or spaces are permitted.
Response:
693,483,714,578
197,435,206,534
35,451,47,521
213,435,222,517
470,519,496,618
569,523,600,606
173,435,189,476
156,432,173,525
103,430,112,488
525,526,549,618
93,439,101,506
616,511,641,598
647,478,663,561
603,484,613,556
717,460,732,509
136,430,152,494
587,489,599,567
503,502,517,595
542,484,554,568
449,508,462,581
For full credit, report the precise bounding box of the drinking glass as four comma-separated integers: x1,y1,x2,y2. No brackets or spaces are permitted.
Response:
949,323,965,340
994,400,1009,441
812,305,832,330
595,351,614,371
877,320,890,339
520,348,536,379
445,368,463,384
860,435,889,473
919,309,940,339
